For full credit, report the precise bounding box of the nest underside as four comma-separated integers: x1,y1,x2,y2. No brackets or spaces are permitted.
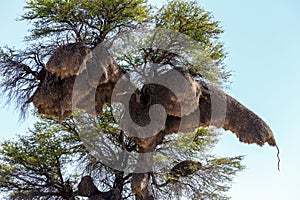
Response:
126,81,276,147
197,83,276,146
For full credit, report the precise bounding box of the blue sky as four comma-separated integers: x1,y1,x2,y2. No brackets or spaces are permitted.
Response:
199,0,300,199
1,0,299,199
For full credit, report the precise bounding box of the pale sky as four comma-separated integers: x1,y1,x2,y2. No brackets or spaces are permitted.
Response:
1,0,299,199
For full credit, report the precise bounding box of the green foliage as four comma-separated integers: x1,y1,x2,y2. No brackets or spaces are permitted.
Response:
20,0,229,84
0,116,83,199
21,0,149,45
156,0,221,47
0,0,232,115
0,111,244,199
155,0,230,84
161,156,244,200
153,128,244,200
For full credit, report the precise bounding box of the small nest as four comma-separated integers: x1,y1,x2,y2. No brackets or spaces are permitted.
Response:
46,43,91,78
170,160,202,178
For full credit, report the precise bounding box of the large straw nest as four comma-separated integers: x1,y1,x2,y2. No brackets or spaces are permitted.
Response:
46,43,91,78
197,81,276,146
140,67,201,117
223,94,276,146
94,62,125,113
72,45,124,114
74,61,124,115
155,81,276,147
121,67,201,138
31,71,75,121
31,43,277,148
33,58,124,121
31,41,126,121
122,67,276,147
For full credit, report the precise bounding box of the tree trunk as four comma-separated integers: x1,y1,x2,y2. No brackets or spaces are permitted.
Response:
131,141,156,200
131,173,154,200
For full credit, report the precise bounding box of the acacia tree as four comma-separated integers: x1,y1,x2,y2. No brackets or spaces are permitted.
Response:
0,116,81,199
0,0,277,199
0,112,243,199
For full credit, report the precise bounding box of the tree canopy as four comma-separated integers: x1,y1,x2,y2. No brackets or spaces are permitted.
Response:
22,0,149,45
0,112,244,199
155,0,229,82
0,0,278,199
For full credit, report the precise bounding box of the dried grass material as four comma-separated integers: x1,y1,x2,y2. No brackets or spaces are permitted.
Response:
223,94,276,146
75,62,124,115
94,82,115,113
71,45,124,114
198,82,276,146
140,67,201,117
95,62,125,105
46,43,91,78
82,45,120,87
121,67,201,138
33,51,124,121
170,160,202,178
31,71,75,121
162,81,276,147
74,89,97,115
163,112,199,134
32,43,276,148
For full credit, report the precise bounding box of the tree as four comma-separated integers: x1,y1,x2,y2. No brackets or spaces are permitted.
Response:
0,112,244,199
0,0,278,199
0,116,81,199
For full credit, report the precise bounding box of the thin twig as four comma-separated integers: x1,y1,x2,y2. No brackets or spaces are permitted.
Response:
275,144,281,171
